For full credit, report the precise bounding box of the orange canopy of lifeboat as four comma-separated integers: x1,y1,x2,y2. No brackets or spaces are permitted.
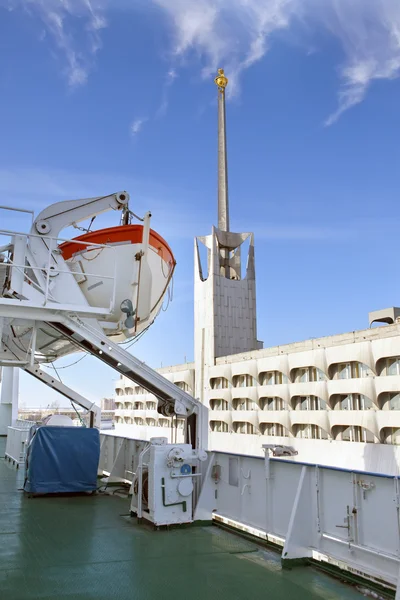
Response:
58,224,176,267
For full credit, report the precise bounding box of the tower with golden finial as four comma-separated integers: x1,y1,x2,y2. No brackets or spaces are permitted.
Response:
194,68,261,400
214,69,229,232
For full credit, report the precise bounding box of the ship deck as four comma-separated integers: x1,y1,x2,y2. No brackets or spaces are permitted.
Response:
0,439,365,600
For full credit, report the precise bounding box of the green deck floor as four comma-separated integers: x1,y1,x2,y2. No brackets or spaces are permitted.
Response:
0,438,365,600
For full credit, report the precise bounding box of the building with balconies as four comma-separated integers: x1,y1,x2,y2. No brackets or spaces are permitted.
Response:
113,70,400,473
115,317,400,467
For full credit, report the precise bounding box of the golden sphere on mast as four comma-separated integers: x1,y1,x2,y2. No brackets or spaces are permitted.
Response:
214,68,228,91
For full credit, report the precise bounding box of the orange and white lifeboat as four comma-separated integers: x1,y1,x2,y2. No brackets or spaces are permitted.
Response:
58,221,175,342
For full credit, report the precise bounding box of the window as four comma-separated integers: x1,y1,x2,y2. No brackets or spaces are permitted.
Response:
115,402,123,410
175,381,189,392
146,402,157,410
293,424,328,440
379,392,400,410
159,418,170,428
260,397,284,410
232,374,256,388
210,420,229,433
177,419,185,430
134,386,146,395
259,371,288,385
260,423,284,436
292,367,326,383
233,422,255,434
134,417,144,425
331,394,374,410
332,425,375,443
133,402,144,410
210,377,229,390
291,396,327,410
331,362,372,380
232,398,257,410
209,399,229,410
384,357,400,376
381,428,400,445
146,418,156,426
125,387,134,395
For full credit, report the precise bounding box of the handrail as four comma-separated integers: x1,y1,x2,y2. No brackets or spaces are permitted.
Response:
0,228,119,313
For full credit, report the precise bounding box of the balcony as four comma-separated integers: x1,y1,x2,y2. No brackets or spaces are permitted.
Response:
327,378,376,404
289,381,328,402
257,384,290,403
376,411,400,434
258,410,290,431
328,410,378,437
375,375,400,398
231,387,258,403
209,410,232,427
289,410,329,432
231,411,259,428
207,388,232,403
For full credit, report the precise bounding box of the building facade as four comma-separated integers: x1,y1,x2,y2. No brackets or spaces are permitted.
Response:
113,70,400,472
115,320,400,446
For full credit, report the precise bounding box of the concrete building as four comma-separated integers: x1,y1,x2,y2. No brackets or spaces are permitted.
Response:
101,397,116,411
114,69,400,472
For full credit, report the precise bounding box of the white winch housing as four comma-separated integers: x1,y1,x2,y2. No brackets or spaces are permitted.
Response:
131,438,207,526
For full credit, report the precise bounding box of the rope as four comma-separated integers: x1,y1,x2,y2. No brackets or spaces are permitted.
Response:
161,273,174,312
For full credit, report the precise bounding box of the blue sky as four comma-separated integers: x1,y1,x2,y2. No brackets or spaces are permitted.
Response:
0,0,400,407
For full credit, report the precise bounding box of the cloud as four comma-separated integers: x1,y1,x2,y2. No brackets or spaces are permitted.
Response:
156,68,178,118
150,0,400,122
4,0,400,122
130,117,148,136
151,0,296,94
4,0,107,87
319,0,400,125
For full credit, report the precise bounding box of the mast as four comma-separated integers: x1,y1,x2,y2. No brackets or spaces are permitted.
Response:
214,69,229,232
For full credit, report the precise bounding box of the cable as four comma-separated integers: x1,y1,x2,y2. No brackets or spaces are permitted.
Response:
111,486,130,495
47,362,86,427
42,353,88,370
161,273,174,312
72,216,96,233
123,322,154,350
49,362,62,383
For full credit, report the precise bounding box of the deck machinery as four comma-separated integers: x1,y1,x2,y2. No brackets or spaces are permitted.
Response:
0,192,209,526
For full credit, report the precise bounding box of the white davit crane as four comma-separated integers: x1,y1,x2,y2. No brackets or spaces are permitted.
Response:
0,192,208,448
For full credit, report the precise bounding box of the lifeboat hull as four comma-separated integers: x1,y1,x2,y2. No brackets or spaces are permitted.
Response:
59,225,175,340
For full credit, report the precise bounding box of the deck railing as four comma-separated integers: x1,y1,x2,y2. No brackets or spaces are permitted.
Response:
99,432,400,595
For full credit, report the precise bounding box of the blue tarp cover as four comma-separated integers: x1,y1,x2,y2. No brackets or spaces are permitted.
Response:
24,426,100,494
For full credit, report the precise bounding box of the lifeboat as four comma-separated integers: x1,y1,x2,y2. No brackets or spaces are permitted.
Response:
58,222,176,342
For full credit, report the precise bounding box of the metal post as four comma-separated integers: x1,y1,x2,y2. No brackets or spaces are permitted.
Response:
0,367,19,434
214,69,230,232
214,69,230,278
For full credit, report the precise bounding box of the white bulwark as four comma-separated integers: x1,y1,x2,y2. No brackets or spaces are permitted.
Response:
113,70,400,475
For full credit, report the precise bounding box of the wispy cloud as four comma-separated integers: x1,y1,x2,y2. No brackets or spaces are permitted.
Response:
150,0,400,123
318,0,400,126
156,68,178,118
4,1,400,123
5,0,107,87
130,117,148,137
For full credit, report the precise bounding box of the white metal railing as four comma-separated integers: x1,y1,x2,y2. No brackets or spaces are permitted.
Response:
5,423,34,465
99,432,400,594
0,225,118,313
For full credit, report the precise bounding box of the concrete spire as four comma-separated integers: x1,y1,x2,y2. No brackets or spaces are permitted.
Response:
214,69,229,232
